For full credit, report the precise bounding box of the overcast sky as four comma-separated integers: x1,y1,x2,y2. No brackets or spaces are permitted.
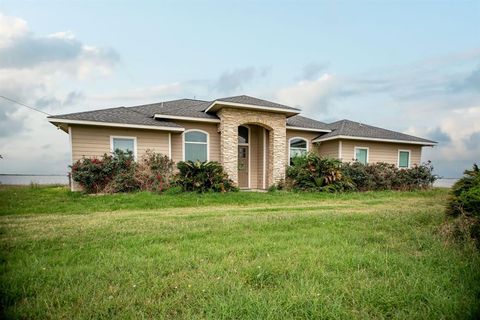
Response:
0,0,479,177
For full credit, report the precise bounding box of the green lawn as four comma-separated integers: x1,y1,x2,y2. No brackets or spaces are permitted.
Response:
0,186,479,319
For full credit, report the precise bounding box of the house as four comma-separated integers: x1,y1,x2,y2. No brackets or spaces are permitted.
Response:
48,95,436,190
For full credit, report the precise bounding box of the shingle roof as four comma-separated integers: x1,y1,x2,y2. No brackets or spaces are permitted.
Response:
314,119,437,145
48,106,182,128
213,95,300,112
130,99,218,120
287,115,330,131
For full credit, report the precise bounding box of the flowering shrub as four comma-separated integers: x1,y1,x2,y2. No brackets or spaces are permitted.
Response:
71,155,115,193
176,160,238,193
71,149,172,194
135,150,174,192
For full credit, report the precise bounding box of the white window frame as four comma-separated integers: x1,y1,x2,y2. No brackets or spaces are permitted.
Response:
182,129,210,162
398,149,411,169
354,146,369,164
110,135,138,160
289,137,309,164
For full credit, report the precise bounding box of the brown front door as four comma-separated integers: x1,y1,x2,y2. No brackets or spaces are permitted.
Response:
238,146,249,188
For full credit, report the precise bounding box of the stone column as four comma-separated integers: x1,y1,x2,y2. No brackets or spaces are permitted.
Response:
218,109,238,184
270,127,287,184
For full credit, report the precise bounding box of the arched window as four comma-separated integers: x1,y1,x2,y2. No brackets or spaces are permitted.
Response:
289,137,308,165
184,130,208,162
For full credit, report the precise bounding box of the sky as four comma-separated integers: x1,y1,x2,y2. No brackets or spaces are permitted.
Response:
0,0,479,178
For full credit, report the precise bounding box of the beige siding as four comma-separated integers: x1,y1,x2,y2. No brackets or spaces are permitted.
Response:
317,140,340,158
285,130,320,164
70,125,170,161
341,139,422,166
170,121,220,163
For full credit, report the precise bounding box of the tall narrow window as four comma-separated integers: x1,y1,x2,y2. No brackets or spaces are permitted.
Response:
238,126,249,144
355,147,368,165
289,138,308,165
184,130,208,162
111,136,136,159
398,150,410,168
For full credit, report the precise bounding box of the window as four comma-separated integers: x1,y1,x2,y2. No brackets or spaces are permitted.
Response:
238,126,249,144
289,137,308,165
184,130,208,162
354,147,368,164
111,136,136,159
398,150,410,168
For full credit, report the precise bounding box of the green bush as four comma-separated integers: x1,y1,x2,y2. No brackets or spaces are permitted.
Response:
176,160,238,193
342,161,436,191
445,164,480,247
286,153,355,192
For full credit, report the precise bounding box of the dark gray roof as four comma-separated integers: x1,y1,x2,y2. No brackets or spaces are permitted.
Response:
130,99,218,120
287,115,330,131
49,106,182,128
315,119,436,144
214,95,300,112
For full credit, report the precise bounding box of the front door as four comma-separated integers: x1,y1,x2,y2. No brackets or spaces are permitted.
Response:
238,146,249,188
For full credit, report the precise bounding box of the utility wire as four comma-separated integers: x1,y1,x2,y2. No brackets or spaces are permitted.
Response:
0,95,51,116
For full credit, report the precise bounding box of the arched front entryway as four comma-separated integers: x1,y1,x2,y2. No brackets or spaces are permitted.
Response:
217,108,287,189
237,124,270,189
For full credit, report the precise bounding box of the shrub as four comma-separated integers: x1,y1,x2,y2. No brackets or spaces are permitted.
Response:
176,160,238,193
445,164,480,248
286,153,354,192
103,150,140,193
71,155,114,193
135,150,175,192
71,149,170,194
342,161,436,191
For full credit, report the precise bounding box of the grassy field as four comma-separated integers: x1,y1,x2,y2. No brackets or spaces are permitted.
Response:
0,186,479,319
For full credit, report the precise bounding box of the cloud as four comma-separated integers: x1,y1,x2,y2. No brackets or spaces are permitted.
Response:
300,62,328,81
464,131,480,150
450,64,480,93
0,12,119,138
427,127,451,144
214,66,270,94
275,73,338,113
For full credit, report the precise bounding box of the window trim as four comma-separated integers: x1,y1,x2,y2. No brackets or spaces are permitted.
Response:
182,129,210,162
398,149,411,169
110,135,138,160
238,125,251,188
288,137,309,164
354,146,369,164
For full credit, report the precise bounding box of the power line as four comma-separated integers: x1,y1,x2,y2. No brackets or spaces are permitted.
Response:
0,95,51,116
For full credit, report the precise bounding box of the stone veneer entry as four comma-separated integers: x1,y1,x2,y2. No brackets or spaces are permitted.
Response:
217,107,287,186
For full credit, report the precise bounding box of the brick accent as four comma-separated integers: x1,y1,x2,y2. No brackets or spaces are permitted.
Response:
217,107,286,187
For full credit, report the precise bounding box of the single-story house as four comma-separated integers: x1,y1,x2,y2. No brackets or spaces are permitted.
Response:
48,95,436,190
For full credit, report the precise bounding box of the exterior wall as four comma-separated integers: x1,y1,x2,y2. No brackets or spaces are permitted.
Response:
285,130,320,163
70,125,169,161
318,140,340,158
217,107,286,186
170,121,220,163
340,139,422,166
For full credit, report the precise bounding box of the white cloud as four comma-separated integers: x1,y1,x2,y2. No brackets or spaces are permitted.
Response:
276,73,337,114
0,13,28,47
0,12,119,174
